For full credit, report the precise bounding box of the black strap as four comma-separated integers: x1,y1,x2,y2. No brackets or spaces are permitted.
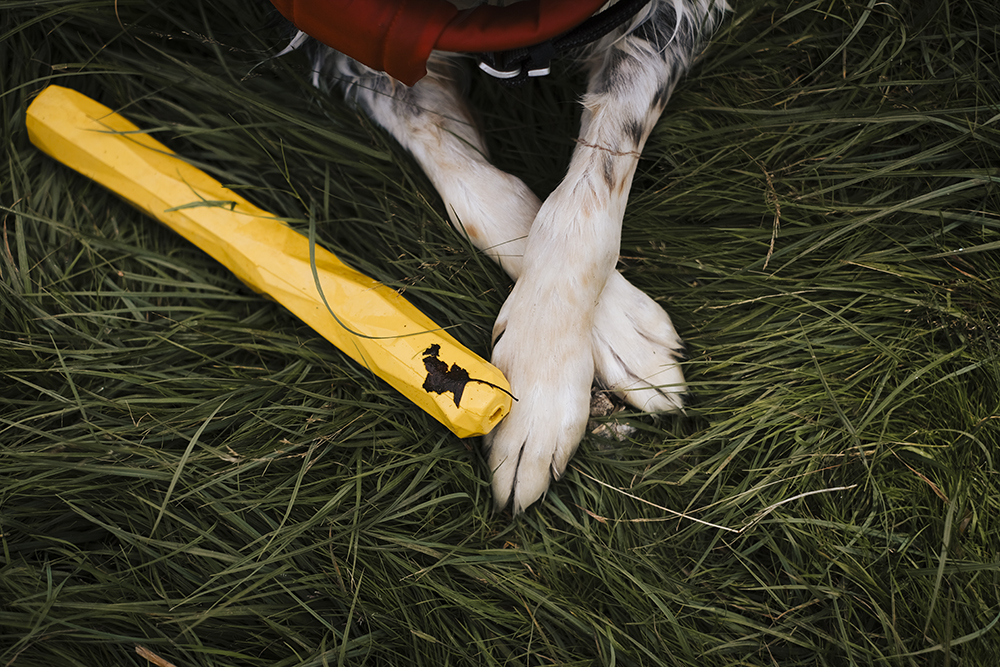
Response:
477,0,651,84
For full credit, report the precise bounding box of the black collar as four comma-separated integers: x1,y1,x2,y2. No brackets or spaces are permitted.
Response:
477,0,652,84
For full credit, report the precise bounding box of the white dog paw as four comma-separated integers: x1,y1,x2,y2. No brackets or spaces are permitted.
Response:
591,271,687,413
484,269,685,512
485,284,595,513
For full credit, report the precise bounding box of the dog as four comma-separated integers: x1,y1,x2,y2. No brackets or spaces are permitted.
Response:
270,0,727,512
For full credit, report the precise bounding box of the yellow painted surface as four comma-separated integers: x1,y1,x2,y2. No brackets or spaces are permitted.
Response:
26,85,511,437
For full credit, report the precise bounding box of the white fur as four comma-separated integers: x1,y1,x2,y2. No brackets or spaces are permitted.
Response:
304,0,726,512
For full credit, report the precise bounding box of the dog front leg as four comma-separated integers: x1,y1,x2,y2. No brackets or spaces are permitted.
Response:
486,2,722,512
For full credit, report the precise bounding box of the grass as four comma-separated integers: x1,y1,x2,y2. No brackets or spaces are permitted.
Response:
2,0,1000,664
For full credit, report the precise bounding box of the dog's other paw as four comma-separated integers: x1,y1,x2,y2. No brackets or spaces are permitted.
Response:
591,271,687,413
485,283,596,513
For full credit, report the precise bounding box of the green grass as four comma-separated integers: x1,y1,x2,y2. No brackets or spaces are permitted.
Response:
2,0,1000,664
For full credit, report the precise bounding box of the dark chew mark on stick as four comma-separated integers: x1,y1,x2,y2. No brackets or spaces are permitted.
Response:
421,344,516,408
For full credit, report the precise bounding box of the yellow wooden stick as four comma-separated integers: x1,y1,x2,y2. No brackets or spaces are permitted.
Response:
26,85,511,437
